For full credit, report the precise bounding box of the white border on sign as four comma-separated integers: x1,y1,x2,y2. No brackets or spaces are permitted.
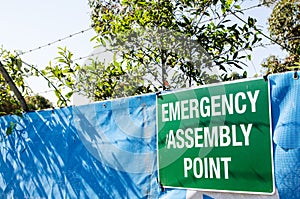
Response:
156,76,275,195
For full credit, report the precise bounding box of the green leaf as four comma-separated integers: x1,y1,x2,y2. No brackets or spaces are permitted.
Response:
234,5,241,9
225,0,233,8
101,38,107,47
233,51,238,60
6,122,16,136
242,71,247,78
247,55,251,61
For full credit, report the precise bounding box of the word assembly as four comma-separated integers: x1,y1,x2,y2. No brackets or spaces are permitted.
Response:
166,124,253,149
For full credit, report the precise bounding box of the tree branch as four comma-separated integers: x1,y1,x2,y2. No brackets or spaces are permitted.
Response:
0,61,29,112
21,60,69,106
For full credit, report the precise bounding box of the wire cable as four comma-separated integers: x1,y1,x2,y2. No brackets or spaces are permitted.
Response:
19,27,93,56
17,3,266,57
73,49,110,62
21,60,68,105
229,10,293,53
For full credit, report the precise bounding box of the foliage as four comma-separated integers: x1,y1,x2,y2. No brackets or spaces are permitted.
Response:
0,84,22,116
221,71,247,81
77,56,154,100
34,0,263,103
37,46,152,103
262,0,300,73
0,48,53,116
40,47,79,106
0,0,273,115
261,55,300,74
88,0,262,90
25,95,52,111
0,86,53,116
0,48,29,95
259,0,279,6
0,93,53,116
269,0,300,54
0,48,28,116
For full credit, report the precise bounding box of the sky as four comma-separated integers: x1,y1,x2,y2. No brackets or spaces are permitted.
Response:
1,1,95,64
0,0,286,105
0,0,95,104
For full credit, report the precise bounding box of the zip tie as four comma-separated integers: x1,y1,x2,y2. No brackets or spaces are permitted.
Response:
156,91,162,98
293,68,298,80
157,178,165,192
263,73,269,81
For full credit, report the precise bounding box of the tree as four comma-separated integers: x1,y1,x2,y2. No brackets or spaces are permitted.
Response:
0,82,22,116
39,46,152,102
88,0,262,90
262,0,300,73
37,0,265,104
0,48,28,116
0,0,268,115
259,0,278,6
25,95,52,112
76,57,154,101
269,0,300,54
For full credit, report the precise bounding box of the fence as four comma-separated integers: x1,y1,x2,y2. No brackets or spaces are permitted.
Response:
0,72,299,199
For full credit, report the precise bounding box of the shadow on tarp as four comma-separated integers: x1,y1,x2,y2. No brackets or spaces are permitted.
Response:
0,93,160,198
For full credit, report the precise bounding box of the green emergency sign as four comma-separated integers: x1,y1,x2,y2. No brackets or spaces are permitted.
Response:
157,78,274,194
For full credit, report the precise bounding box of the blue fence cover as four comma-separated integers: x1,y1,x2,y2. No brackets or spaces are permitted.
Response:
0,72,298,199
269,72,300,199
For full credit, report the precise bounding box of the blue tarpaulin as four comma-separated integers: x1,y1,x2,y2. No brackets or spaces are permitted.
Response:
0,72,299,198
269,72,300,199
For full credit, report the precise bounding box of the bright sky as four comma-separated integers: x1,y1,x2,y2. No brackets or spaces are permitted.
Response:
1,0,94,64
242,0,287,75
0,0,286,105
0,0,95,104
